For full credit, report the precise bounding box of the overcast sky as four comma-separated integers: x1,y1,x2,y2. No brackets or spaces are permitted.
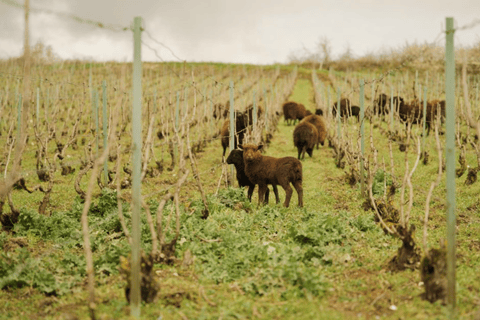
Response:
0,0,479,65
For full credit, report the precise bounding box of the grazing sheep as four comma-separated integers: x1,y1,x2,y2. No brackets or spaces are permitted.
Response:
220,111,249,157
375,93,389,116
293,121,319,159
244,104,264,126
282,101,311,125
332,98,352,118
397,98,445,135
351,105,360,121
425,100,446,135
392,96,405,113
226,149,270,202
301,114,327,149
240,143,303,208
282,101,298,125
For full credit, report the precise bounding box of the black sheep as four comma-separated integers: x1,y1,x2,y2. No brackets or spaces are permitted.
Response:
226,149,270,203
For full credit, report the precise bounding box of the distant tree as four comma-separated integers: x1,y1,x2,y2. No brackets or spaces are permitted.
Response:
316,36,332,70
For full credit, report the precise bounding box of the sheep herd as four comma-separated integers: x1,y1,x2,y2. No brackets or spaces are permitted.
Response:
221,94,446,208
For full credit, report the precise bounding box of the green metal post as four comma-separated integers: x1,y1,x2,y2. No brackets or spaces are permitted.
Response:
253,91,257,127
445,16,456,315
153,90,157,114
327,87,330,118
415,70,419,99
390,87,394,130
131,16,143,319
336,88,341,139
422,87,427,155
102,80,108,186
209,90,213,133
175,91,180,165
264,88,269,133
183,86,188,115
36,87,39,125
17,94,22,141
359,80,365,197
229,81,235,180
94,90,99,158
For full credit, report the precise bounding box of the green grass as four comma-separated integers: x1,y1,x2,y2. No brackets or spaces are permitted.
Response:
1,64,480,319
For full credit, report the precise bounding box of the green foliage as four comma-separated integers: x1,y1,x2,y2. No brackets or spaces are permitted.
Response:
372,169,393,196
0,231,7,249
350,214,377,232
1,189,130,296
15,209,78,240
0,248,69,295
177,193,349,297
89,189,119,217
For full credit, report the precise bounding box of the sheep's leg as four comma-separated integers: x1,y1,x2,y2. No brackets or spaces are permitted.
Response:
272,185,280,204
258,184,268,206
247,185,255,201
293,181,303,208
297,147,302,160
282,183,293,208
264,187,270,204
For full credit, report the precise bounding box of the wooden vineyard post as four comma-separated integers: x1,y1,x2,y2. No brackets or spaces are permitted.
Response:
131,16,143,319
445,16,456,315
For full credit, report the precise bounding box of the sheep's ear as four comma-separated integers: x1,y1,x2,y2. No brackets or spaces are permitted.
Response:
238,144,243,150
257,144,264,151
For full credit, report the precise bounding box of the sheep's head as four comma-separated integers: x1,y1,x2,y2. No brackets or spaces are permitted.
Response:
226,149,243,165
239,144,263,163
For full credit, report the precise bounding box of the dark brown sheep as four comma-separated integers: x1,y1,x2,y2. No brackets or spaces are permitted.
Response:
282,101,298,125
226,149,270,202
240,143,303,208
293,121,318,159
351,105,360,121
375,93,389,116
398,98,445,135
315,109,324,116
301,114,327,149
282,101,310,125
332,98,351,118
220,111,249,157
244,104,264,126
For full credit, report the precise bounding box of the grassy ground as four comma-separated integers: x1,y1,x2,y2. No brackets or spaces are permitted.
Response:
1,68,480,319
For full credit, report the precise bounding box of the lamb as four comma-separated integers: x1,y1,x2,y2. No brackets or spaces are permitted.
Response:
293,121,318,159
301,114,327,149
226,149,270,202
240,143,303,208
